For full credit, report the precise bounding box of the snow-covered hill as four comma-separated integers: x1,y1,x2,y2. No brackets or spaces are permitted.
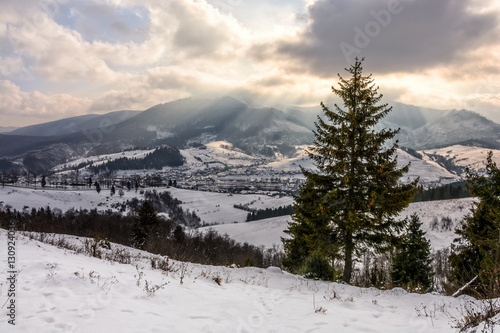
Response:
0,186,293,226
0,186,142,213
420,144,500,176
396,149,458,185
37,138,500,190
203,198,475,250
396,109,500,150
0,229,489,333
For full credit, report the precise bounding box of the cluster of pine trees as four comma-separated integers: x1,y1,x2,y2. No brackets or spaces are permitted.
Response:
90,146,184,173
412,182,471,202
143,190,201,228
448,152,500,298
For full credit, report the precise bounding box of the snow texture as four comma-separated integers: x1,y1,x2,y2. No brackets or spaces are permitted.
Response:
0,230,490,333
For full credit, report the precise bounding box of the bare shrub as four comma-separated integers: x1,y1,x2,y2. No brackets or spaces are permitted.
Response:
449,299,500,333
105,248,132,265
143,279,169,297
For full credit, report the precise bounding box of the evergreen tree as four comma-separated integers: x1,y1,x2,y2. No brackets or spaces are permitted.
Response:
41,175,46,188
110,185,116,196
283,58,418,283
132,201,160,249
173,225,186,244
95,181,101,194
449,151,500,297
391,214,433,291
283,179,338,273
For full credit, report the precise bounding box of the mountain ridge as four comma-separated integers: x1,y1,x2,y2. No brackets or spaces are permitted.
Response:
8,110,141,137
1,96,499,174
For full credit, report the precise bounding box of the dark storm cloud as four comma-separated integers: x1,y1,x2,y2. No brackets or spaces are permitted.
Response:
257,0,499,76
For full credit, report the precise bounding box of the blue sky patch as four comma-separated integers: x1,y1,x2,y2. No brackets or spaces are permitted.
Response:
54,2,150,44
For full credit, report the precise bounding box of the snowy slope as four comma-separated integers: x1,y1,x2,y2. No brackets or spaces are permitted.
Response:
258,147,459,185
51,148,157,172
260,145,315,173
0,186,143,213
181,141,263,172
0,186,293,226
201,215,291,248
0,230,488,333
205,198,476,250
166,187,293,225
396,149,458,185
420,144,500,176
402,198,476,250
51,141,262,174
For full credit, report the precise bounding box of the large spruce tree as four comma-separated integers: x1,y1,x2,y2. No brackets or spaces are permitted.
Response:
283,58,418,283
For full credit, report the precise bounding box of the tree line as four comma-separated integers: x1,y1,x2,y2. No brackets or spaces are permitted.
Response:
0,199,280,268
246,205,294,222
412,182,471,202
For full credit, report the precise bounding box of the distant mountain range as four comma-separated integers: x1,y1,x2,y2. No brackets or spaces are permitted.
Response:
9,110,140,137
1,96,499,174
384,106,500,150
0,126,18,133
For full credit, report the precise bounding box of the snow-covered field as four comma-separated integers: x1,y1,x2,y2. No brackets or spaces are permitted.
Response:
0,186,293,225
201,215,291,249
0,186,143,213
204,198,476,250
0,186,474,250
403,198,476,250
167,187,293,225
0,229,489,333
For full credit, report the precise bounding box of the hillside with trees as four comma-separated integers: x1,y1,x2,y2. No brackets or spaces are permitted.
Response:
90,146,184,173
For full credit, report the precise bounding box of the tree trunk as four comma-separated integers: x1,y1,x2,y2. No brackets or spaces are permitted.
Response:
343,232,353,283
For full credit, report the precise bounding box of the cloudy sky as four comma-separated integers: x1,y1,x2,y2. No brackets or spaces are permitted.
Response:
0,0,499,127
